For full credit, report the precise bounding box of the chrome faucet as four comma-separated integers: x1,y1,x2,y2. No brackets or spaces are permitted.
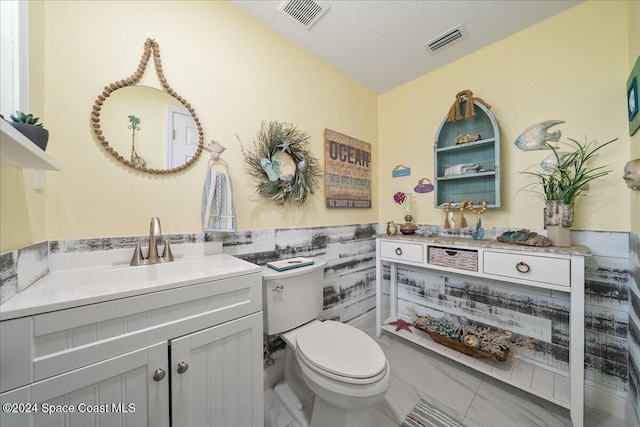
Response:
148,217,162,261
120,217,177,266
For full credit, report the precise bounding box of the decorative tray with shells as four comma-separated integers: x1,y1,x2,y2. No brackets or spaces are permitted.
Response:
417,327,509,362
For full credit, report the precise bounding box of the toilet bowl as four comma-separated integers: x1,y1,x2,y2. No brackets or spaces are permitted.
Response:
279,320,390,427
263,259,390,427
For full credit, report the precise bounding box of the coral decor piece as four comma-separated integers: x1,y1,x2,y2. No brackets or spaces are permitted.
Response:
239,121,322,206
387,318,413,333
407,307,535,362
455,133,481,145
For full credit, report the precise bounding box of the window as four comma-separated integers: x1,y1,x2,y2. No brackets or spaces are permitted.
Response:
0,0,28,119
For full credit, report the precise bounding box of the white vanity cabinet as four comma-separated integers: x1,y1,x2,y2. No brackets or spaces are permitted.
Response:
375,235,589,427
171,313,262,427
0,254,263,427
1,342,168,427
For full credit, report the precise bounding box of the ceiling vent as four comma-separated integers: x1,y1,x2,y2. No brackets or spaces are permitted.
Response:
424,24,468,54
278,0,330,30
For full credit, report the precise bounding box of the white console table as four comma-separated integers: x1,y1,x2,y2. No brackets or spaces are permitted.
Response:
375,235,590,427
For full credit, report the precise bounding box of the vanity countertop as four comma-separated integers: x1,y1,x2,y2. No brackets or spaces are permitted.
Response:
376,234,591,256
0,252,261,320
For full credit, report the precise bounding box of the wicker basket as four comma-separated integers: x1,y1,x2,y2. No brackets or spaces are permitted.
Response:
419,327,508,362
428,247,478,271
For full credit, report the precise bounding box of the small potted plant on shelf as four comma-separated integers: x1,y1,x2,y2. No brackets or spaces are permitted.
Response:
520,136,617,245
8,110,49,151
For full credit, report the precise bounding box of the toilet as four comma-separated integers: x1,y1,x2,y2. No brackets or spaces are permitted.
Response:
263,259,390,427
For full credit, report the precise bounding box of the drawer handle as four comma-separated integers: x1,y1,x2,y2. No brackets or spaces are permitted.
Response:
395,248,403,256
445,250,457,256
516,262,531,273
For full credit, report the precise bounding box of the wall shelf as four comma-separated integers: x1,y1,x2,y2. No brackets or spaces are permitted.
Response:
435,171,496,181
435,137,495,153
433,100,500,207
0,120,62,170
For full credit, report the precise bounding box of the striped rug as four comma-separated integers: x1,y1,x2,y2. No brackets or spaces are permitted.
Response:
401,398,468,427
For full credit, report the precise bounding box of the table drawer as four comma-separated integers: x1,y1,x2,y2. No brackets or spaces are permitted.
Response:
380,241,423,263
428,246,478,271
483,251,570,287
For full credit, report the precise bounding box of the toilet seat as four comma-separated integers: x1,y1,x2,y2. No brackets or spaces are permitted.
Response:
295,321,387,385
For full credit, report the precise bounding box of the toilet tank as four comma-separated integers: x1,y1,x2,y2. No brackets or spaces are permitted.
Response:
262,259,328,335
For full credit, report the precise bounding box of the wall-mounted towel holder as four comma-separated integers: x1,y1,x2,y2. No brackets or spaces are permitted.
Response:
204,139,229,171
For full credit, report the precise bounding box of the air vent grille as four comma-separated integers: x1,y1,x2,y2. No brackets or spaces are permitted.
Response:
424,24,468,54
278,0,330,30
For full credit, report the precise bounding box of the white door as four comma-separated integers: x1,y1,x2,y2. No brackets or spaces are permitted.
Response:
170,313,263,427
0,343,169,427
166,106,199,169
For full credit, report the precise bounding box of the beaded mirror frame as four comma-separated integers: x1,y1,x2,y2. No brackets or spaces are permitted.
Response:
91,38,204,174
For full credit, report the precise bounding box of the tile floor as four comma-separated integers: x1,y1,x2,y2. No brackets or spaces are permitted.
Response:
265,315,629,427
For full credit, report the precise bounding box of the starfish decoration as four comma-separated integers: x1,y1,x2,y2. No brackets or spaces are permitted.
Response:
277,140,292,154
388,319,412,333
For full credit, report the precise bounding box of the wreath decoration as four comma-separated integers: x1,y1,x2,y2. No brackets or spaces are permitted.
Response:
241,121,322,206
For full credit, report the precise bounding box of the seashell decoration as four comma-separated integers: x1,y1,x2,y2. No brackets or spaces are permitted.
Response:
463,335,480,348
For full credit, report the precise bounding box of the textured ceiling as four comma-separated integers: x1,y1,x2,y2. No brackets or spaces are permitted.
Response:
228,0,582,94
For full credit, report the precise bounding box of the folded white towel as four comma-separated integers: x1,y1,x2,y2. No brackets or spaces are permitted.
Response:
444,163,480,177
202,169,236,231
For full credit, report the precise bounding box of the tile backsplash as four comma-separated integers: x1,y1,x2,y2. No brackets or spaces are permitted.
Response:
0,226,635,401
0,241,48,304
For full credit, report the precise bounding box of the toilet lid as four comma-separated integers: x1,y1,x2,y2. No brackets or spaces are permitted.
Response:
296,321,386,380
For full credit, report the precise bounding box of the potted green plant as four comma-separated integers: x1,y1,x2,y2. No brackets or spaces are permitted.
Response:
520,136,617,245
8,110,49,151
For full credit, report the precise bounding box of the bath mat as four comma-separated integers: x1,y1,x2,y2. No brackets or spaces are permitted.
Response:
401,398,468,427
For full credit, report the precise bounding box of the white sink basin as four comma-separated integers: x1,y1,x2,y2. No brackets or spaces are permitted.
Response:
83,258,220,287
0,250,261,320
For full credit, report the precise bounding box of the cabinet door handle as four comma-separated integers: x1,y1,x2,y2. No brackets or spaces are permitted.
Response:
152,368,166,382
177,361,189,374
395,248,403,256
516,262,531,273
272,284,284,292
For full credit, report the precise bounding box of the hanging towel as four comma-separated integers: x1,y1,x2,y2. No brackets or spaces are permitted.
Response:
201,169,236,232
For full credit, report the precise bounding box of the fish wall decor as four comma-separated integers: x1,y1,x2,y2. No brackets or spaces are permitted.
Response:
540,151,571,171
514,120,565,151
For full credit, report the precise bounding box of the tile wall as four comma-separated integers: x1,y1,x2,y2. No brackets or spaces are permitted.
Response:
0,226,634,402
628,232,640,422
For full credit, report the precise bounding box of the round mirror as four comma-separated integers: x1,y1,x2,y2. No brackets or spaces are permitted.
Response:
91,38,203,174
99,86,199,170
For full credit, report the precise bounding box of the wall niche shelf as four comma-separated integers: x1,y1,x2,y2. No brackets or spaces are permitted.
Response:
434,99,500,208
0,120,62,170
